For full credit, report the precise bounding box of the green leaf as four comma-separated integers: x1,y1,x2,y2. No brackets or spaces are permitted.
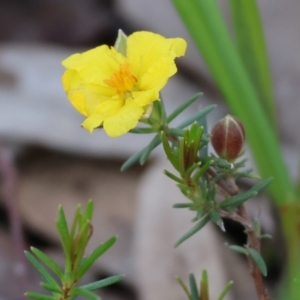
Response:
80,275,124,290
218,281,234,300
25,292,56,300
229,0,276,127
114,29,127,56
30,247,63,279
175,276,192,300
121,134,161,171
175,215,210,247
177,105,216,129
70,205,82,241
40,282,62,294
260,234,273,240
192,160,213,183
167,128,185,137
164,170,184,184
84,200,94,222
229,245,248,255
191,209,205,222
129,127,154,134
219,190,257,209
25,252,60,288
56,206,70,267
139,134,161,165
173,203,193,209
161,132,180,171
71,288,100,300
200,270,209,300
189,273,199,300
198,115,208,157
166,92,203,123
121,148,146,171
248,178,273,193
209,210,225,232
73,221,93,272
77,236,117,280
185,162,201,178
248,248,268,276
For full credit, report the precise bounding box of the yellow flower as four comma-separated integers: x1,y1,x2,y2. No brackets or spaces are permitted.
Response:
62,31,187,137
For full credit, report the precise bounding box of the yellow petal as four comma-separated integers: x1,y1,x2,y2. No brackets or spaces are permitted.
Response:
131,89,159,106
167,37,187,58
103,99,144,137
62,69,113,116
62,46,126,86
138,56,175,91
82,99,124,133
82,114,104,133
127,31,186,77
93,98,124,118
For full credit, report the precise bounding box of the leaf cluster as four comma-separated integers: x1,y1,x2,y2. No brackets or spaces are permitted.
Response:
25,201,123,300
176,270,233,300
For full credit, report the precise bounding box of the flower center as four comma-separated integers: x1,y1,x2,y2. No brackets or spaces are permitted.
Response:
104,61,137,97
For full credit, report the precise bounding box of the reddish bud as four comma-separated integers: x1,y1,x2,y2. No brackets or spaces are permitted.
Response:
211,115,245,162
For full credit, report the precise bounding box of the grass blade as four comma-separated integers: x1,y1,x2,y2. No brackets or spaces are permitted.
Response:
229,0,276,127
171,0,295,205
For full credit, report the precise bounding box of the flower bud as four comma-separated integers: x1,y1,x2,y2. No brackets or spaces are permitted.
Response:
211,115,245,162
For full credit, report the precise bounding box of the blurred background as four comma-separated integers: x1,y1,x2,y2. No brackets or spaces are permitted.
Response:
0,0,299,299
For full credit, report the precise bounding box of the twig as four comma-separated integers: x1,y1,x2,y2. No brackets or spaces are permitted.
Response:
209,167,270,300
0,144,29,293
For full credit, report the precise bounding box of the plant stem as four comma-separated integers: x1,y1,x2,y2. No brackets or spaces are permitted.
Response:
0,144,29,292
209,168,270,300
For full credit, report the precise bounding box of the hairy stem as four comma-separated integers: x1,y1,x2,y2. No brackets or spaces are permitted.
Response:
209,167,270,300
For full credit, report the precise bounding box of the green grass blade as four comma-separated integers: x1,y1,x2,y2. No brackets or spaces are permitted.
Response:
229,0,276,127
171,0,295,204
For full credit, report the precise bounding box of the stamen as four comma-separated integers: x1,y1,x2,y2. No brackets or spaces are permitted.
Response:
104,61,137,97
